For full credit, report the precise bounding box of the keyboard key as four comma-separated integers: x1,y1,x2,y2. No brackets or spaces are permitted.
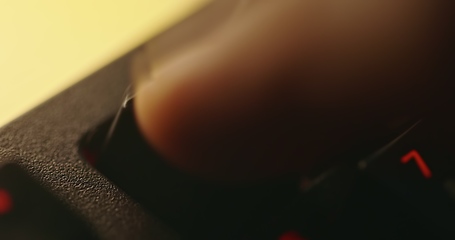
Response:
358,115,455,238
0,163,97,240
79,98,301,239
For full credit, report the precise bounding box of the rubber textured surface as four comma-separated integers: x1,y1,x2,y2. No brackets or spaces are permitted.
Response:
0,53,179,240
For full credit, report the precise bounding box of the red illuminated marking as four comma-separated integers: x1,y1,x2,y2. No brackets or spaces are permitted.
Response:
401,150,432,179
279,231,308,240
0,189,13,214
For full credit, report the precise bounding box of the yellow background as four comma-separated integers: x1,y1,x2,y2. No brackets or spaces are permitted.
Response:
0,0,209,127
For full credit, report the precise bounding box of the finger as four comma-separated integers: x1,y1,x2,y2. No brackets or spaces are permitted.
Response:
134,0,450,183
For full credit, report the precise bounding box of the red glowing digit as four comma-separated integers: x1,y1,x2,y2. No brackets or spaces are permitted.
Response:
401,150,432,179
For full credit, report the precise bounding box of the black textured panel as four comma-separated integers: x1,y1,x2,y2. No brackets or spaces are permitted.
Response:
0,53,179,240
0,162,98,240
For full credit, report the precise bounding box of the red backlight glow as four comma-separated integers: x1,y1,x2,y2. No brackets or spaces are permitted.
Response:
0,189,13,214
279,231,308,240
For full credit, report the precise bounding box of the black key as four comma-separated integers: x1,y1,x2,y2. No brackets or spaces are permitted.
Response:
0,163,97,240
240,113,455,240
79,98,301,240
358,114,455,239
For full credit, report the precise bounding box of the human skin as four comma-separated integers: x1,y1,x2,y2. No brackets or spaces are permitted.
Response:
133,0,454,183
